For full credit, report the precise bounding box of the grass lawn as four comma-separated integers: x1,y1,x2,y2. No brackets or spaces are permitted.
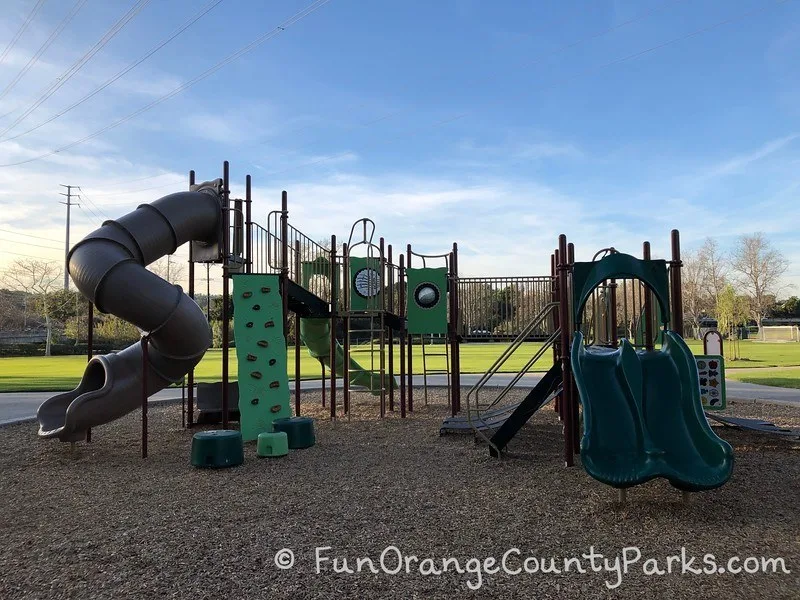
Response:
1,339,799,392
726,367,800,389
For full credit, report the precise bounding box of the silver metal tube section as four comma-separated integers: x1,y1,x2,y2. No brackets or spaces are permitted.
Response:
37,184,222,441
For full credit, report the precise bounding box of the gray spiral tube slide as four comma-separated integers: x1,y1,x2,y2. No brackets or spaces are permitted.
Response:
37,182,222,442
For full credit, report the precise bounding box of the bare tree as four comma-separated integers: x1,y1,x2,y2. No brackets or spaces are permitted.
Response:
730,233,789,330
2,259,62,355
698,237,728,309
681,249,707,338
147,256,186,286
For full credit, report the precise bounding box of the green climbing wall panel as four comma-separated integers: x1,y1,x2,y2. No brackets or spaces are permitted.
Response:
232,274,290,442
349,256,382,311
406,267,448,335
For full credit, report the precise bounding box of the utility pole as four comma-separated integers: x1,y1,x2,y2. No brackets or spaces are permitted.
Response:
59,184,80,290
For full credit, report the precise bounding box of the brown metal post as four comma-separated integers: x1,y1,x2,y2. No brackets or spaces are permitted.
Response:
280,191,289,336
187,169,195,428
387,244,394,412
141,335,148,459
294,239,301,416
450,242,460,414
245,175,252,274
670,229,684,337
609,279,618,347
379,237,386,418
399,254,406,418
643,241,654,351
567,242,579,453
557,235,575,466
330,234,337,419
221,161,230,430
342,243,350,414
86,301,93,442
406,244,413,411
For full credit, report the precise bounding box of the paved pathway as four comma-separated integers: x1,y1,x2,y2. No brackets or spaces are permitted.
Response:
3,373,798,426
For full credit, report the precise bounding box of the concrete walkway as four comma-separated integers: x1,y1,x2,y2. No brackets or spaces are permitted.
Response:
3,373,799,427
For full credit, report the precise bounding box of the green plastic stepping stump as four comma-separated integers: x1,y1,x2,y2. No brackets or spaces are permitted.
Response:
273,417,316,449
257,431,289,457
191,430,244,468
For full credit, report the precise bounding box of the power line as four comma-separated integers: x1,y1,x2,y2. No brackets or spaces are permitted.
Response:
88,172,180,188
0,236,61,250
0,249,59,261
0,226,63,241
0,0,88,103
0,0,224,143
76,187,112,220
0,0,153,139
84,179,187,201
262,0,790,178
0,0,332,168
77,202,104,225
0,0,48,70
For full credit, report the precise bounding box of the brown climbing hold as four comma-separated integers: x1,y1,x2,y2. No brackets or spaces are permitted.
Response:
261,287,271,293
269,381,280,389
251,371,262,379
250,398,259,405
253,304,261,311
246,322,254,328
242,291,253,298
257,340,269,348
268,358,276,366
247,354,257,362
264,320,275,328
270,404,282,413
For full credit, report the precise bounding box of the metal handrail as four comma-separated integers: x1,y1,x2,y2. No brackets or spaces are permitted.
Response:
467,330,560,444
483,328,560,413
464,302,558,423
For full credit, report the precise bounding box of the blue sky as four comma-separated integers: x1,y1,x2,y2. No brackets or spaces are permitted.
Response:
0,0,798,292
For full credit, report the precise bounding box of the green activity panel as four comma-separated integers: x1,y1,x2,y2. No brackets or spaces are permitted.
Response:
696,355,726,410
406,267,447,335
349,256,382,311
232,274,290,442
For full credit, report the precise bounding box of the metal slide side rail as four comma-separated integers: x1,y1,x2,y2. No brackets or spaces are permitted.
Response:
483,329,560,413
467,331,559,442
464,302,558,425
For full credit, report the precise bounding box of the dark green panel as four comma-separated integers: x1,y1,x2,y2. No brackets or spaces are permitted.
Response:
232,274,290,442
406,267,447,335
349,256,382,311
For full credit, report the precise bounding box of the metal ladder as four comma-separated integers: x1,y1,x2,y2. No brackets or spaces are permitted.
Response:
419,333,450,406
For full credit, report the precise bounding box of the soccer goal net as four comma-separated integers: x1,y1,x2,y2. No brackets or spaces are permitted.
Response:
761,325,800,342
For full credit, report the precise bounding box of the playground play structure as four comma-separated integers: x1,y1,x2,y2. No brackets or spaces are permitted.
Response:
35,160,749,496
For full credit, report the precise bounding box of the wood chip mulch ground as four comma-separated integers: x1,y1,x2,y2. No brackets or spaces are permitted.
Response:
0,388,798,599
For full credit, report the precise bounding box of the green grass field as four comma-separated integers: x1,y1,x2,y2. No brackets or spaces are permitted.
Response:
1,339,799,392
725,367,800,389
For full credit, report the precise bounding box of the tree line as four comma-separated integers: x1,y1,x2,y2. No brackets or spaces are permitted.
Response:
682,233,794,337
